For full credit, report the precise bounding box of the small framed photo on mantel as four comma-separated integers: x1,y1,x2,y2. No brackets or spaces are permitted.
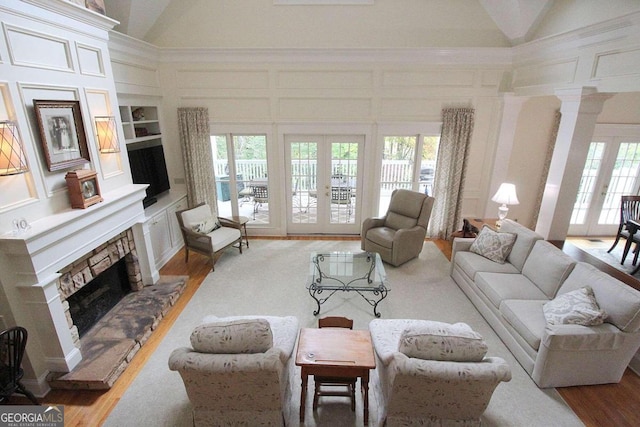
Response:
33,99,91,172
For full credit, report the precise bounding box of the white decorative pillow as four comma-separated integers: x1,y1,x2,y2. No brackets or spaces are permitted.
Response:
192,216,221,234
398,321,488,362
190,319,273,354
469,225,517,264
543,286,608,326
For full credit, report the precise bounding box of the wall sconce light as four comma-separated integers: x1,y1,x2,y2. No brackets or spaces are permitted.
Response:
491,182,519,227
0,120,29,176
95,116,120,153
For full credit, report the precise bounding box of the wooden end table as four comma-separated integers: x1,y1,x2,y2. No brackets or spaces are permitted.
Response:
295,328,375,424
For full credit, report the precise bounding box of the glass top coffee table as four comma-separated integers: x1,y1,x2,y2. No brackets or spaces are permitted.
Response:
307,251,389,317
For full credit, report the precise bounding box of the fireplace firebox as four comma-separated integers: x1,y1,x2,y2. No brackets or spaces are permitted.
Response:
67,258,131,337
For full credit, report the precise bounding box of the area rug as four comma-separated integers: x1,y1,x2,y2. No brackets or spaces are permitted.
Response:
104,240,583,427
579,241,640,276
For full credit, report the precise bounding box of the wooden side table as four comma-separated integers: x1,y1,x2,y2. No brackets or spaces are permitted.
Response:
220,215,250,247
295,328,375,424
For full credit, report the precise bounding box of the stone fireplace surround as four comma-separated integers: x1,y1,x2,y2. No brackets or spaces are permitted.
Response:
0,184,160,396
58,229,143,349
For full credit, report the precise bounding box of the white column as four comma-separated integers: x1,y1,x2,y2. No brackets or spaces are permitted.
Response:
485,93,528,217
132,220,160,285
535,87,612,241
18,275,82,373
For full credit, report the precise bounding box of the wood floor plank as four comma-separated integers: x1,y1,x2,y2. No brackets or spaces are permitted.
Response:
9,237,640,426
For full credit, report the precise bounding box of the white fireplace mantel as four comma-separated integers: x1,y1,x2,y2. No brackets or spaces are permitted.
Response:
0,184,159,394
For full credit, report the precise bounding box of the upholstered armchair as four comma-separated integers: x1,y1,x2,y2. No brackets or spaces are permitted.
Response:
176,202,242,271
361,189,435,266
369,319,511,426
168,315,299,426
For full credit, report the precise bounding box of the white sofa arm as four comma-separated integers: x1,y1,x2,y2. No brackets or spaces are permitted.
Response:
450,237,475,274
533,325,640,388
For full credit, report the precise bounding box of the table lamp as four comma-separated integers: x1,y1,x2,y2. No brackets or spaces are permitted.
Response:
492,183,519,228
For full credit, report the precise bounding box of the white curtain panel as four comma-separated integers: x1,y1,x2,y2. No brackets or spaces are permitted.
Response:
178,107,217,213
429,108,475,240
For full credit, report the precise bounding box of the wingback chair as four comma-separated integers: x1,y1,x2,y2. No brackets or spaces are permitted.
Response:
176,202,242,271
169,315,299,426
369,319,511,426
361,189,435,266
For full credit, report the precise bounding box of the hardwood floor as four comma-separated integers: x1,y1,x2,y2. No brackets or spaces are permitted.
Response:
10,237,640,426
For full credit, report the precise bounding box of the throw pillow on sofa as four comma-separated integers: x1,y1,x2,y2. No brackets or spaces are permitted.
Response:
543,286,608,326
469,225,517,264
398,321,488,362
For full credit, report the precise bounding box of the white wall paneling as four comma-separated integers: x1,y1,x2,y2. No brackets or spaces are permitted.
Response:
3,24,73,72
76,42,105,77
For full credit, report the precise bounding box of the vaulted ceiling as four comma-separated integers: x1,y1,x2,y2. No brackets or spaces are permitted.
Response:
103,0,555,46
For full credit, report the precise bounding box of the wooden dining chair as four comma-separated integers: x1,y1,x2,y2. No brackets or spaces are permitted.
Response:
608,195,640,264
313,316,357,411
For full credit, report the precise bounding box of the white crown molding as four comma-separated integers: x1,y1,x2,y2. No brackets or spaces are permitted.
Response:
157,47,512,65
108,31,160,64
17,0,118,32
513,10,640,60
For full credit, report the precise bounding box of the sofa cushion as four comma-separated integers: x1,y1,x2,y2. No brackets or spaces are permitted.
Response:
543,286,608,326
499,219,544,271
454,252,520,282
398,321,488,362
476,272,549,309
190,318,273,354
558,262,640,333
500,299,547,351
469,226,517,264
521,241,575,298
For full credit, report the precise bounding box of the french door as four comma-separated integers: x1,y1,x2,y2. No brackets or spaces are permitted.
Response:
569,128,640,236
285,134,363,234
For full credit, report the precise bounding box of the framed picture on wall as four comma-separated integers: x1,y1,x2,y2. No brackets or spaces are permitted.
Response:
33,99,91,171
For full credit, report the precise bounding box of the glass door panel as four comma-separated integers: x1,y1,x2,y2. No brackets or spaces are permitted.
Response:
570,140,640,236
290,140,318,225
212,134,270,223
286,135,363,234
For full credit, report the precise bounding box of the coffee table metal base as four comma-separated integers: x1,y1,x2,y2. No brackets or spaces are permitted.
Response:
308,252,389,318
308,284,389,318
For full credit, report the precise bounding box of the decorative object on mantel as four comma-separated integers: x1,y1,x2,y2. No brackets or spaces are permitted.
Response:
84,0,106,15
33,99,91,171
65,169,103,209
11,218,31,236
491,182,519,228
95,116,120,153
0,120,29,176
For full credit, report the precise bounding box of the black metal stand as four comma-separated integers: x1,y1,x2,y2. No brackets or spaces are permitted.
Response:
308,253,389,317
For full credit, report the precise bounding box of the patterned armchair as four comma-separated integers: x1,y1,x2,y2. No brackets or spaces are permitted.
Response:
369,319,511,426
168,315,299,426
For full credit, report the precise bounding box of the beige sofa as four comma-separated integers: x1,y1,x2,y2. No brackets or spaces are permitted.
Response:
450,219,640,388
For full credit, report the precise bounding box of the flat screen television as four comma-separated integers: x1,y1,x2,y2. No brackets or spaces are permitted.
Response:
127,140,171,208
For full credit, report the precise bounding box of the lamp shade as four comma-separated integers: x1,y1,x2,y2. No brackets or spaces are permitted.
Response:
491,183,519,205
0,120,29,176
95,116,120,153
